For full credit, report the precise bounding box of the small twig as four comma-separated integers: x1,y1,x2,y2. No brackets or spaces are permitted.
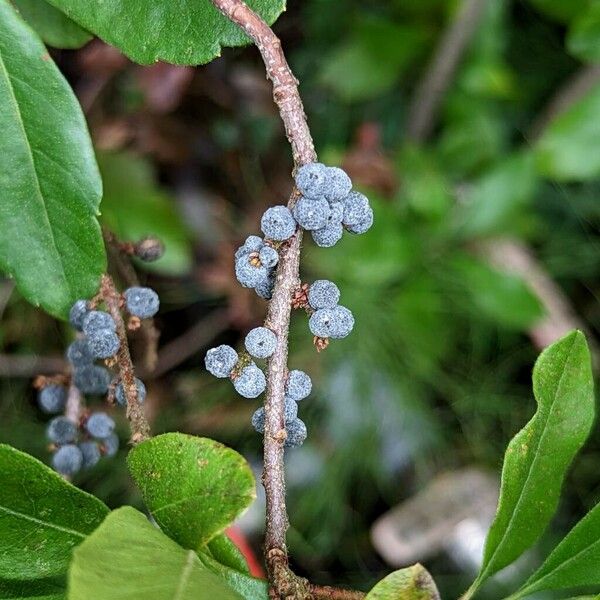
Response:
407,0,488,142
0,355,67,378
64,383,83,424
99,274,150,443
308,584,365,600
103,229,160,373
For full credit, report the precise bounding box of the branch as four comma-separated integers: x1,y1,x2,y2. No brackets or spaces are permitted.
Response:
99,274,151,443
64,383,83,424
407,0,487,142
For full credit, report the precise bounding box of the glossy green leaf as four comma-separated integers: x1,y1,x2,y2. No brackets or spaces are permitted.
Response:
207,534,250,575
68,507,242,600
44,0,285,65
536,82,600,181
98,151,192,276
0,0,105,319
458,152,538,237
515,501,600,596
366,564,439,600
197,551,267,600
470,331,595,592
11,0,91,49
450,254,544,330
0,577,65,600
127,433,256,550
568,3,600,63
0,444,109,580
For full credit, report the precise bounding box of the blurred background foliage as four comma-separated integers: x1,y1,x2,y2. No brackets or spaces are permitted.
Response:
2,0,600,596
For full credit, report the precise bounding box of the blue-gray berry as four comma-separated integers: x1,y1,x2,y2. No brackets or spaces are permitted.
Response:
341,191,370,226
235,254,268,288
38,385,67,414
285,370,312,401
244,235,263,252
66,339,94,367
124,287,160,319
82,311,116,337
309,306,354,339
255,272,275,300
73,365,111,395
233,363,266,398
293,196,331,231
330,306,355,339
345,207,374,234
308,280,340,310
69,300,89,331
328,201,344,223
245,327,277,359
258,245,279,268
88,329,120,359
324,167,352,202
308,308,336,338
86,412,115,439
311,221,343,248
261,206,296,241
52,444,83,475
285,418,307,448
102,433,120,457
79,441,101,469
115,377,146,406
205,345,238,378
295,163,329,199
47,416,77,444
251,399,298,434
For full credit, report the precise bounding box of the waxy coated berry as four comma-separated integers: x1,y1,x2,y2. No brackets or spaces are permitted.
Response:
261,206,296,241
38,385,67,414
233,363,267,398
245,327,277,359
47,416,77,444
308,308,336,338
86,412,115,439
255,273,275,300
235,254,268,288
82,311,116,336
341,191,371,226
115,377,147,406
308,280,340,310
69,300,89,331
73,365,111,395
324,167,352,202
259,245,279,268
244,235,264,252
102,433,120,457
88,329,120,359
346,207,374,234
205,345,238,378
52,444,83,476
79,441,101,469
311,221,343,248
295,163,329,199
293,196,331,231
285,370,312,401
330,306,355,339
309,306,355,339
124,287,160,319
251,399,298,434
66,339,94,367
284,418,307,448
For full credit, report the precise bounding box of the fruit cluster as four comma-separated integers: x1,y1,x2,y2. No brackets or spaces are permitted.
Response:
37,286,158,476
207,164,372,448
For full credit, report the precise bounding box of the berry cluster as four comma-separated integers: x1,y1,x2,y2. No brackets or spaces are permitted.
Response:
212,164,372,448
37,285,158,476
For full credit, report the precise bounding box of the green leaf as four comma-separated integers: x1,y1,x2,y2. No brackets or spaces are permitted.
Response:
127,433,256,550
458,152,538,237
527,0,589,23
0,577,65,600
68,507,242,600
207,535,251,575
469,331,595,593
44,0,285,65
0,444,109,580
450,254,544,330
97,151,192,276
515,501,600,596
197,551,268,600
365,564,440,600
11,0,91,49
568,3,600,63
0,0,105,319
535,82,600,181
